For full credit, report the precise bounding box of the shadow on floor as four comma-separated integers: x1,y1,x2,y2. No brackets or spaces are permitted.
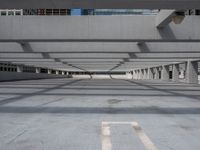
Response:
0,106,200,114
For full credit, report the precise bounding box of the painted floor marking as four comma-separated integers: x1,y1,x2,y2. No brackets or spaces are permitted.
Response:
101,121,157,150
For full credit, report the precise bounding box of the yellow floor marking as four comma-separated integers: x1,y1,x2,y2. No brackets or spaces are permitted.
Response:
101,121,157,150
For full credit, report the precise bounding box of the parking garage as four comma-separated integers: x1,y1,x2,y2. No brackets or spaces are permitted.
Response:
0,1,200,150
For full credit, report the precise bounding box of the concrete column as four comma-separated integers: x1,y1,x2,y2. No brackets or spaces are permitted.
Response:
186,61,198,84
172,64,179,82
162,65,170,81
140,69,144,79
17,65,23,73
132,70,135,79
48,69,51,74
132,71,135,79
36,67,41,74
136,70,139,80
56,70,59,75
138,70,141,79
62,71,65,75
144,69,148,79
148,68,154,80
134,70,137,79
143,69,146,79
154,67,160,79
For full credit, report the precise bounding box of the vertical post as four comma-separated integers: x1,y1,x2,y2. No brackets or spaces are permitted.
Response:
56,70,59,75
132,70,135,79
48,69,51,74
172,64,179,82
162,65,170,81
148,68,154,80
143,69,146,79
144,69,148,79
36,67,41,74
17,65,23,73
140,69,144,79
136,70,139,80
186,61,198,84
154,67,160,80
134,70,137,79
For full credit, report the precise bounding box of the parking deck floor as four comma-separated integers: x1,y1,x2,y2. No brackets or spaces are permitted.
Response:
0,78,200,150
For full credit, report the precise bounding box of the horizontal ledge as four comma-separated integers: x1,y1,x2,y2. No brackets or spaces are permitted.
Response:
1,39,200,43
1,52,200,54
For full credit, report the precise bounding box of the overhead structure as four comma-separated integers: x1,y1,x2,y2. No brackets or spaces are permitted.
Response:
0,0,200,9
0,0,199,83
0,15,200,73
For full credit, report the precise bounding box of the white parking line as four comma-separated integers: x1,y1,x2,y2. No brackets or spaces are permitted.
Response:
101,121,157,150
102,122,112,150
132,122,157,150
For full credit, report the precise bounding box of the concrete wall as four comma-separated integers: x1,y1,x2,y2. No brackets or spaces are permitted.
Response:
0,16,200,42
0,71,66,82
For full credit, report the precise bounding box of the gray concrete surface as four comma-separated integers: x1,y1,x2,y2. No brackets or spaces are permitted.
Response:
1,16,200,42
0,0,199,9
0,78,200,150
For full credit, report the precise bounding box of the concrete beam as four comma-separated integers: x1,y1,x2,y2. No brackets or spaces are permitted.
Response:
0,16,200,42
2,42,200,53
156,10,176,28
0,0,199,9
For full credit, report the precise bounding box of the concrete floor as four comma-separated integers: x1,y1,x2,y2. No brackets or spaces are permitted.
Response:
0,78,200,150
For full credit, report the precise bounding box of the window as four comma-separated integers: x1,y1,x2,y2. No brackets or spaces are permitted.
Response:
1,11,7,16
15,11,22,15
8,11,14,16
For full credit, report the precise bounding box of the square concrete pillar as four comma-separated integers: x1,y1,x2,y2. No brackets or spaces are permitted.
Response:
17,65,23,73
135,70,138,79
138,69,141,79
143,69,148,79
140,69,144,79
172,64,179,82
56,70,59,75
48,69,51,74
154,67,160,80
133,70,135,79
62,71,65,75
162,65,170,81
186,61,198,84
36,68,41,73
136,70,139,80
148,68,154,80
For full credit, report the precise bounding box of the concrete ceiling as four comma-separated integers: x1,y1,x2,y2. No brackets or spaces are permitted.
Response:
0,0,200,9
0,15,200,72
